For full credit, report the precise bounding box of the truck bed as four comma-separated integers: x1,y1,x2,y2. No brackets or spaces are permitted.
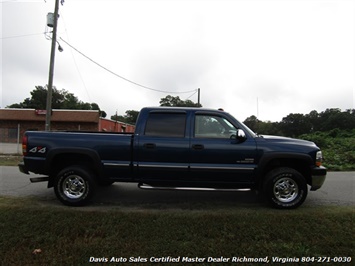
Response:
22,131,134,176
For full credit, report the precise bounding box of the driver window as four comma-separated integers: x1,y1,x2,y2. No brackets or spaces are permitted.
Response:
194,114,237,138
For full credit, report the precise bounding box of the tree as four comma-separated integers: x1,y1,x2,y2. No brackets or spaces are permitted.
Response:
280,113,312,137
159,95,202,107
243,108,355,137
243,115,282,135
243,115,260,132
7,86,106,117
305,110,320,132
317,108,355,132
257,121,282,136
111,110,139,125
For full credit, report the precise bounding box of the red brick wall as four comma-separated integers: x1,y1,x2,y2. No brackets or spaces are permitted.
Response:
0,120,98,143
99,119,135,133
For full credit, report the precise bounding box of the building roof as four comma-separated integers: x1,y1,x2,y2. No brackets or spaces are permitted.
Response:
0,108,100,123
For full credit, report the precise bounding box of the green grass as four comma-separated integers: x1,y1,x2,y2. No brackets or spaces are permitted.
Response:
0,155,22,166
0,197,353,266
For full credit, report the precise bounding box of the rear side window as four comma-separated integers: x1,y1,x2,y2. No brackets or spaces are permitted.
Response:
144,113,186,137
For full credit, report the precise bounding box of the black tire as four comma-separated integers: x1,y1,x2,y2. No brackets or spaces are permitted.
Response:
263,167,308,209
54,166,96,206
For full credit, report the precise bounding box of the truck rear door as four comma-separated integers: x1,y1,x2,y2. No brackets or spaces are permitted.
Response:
135,111,190,182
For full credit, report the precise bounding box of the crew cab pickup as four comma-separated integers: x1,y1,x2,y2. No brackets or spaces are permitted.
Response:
19,107,326,209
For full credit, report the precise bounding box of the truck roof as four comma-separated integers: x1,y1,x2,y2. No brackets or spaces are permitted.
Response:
142,106,225,112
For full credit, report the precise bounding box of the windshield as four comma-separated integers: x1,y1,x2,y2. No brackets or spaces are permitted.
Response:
222,111,257,138
240,121,258,137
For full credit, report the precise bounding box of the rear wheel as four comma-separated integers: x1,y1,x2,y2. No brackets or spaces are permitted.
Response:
264,167,308,209
54,166,96,206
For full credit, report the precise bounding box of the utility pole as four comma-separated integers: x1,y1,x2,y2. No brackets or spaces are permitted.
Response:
45,0,60,131
197,88,200,107
256,97,259,132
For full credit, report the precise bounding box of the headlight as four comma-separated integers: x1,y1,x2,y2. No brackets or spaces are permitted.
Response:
316,151,323,167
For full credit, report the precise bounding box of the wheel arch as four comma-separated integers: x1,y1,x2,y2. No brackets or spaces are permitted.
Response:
255,153,313,188
46,148,103,188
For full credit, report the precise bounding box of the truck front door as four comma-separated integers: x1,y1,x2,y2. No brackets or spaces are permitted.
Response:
189,113,257,185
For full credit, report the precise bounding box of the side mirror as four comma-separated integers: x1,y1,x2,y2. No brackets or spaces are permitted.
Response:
230,129,246,141
237,129,246,139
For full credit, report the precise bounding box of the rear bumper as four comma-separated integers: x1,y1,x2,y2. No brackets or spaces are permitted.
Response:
310,166,327,191
18,162,29,174
19,161,50,183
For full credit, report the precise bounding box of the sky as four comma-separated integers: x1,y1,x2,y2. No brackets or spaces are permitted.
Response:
1,0,354,122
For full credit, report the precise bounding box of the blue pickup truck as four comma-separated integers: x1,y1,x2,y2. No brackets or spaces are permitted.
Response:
19,107,326,209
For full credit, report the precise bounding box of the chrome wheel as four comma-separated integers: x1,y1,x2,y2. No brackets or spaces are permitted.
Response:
62,174,86,199
55,166,95,206
273,177,298,203
264,167,308,209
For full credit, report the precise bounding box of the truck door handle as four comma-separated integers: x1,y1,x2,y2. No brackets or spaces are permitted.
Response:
144,143,156,149
192,144,204,150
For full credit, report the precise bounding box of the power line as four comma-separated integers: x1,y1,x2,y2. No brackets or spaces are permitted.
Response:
59,37,197,95
186,90,198,100
1,32,45,39
0,0,44,3
59,11,92,102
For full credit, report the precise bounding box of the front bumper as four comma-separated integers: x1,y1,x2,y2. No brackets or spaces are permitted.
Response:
310,166,327,191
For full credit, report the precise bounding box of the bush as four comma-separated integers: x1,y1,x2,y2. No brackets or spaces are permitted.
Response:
300,129,355,171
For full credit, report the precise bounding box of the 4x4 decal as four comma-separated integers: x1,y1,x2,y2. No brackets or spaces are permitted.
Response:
29,146,47,154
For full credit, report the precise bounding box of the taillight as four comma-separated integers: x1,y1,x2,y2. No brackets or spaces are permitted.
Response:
22,135,28,156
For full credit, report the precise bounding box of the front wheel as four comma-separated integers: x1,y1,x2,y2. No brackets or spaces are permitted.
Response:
263,167,308,209
54,166,96,206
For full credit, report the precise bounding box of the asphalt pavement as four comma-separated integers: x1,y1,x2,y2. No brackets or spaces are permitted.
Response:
0,166,354,208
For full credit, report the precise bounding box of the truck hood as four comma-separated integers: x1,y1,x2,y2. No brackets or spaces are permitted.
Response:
259,135,317,147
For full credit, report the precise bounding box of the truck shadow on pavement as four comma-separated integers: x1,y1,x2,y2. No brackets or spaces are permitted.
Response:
90,183,264,210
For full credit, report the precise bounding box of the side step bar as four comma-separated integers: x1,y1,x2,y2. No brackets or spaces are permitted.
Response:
138,183,251,192
30,177,50,183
